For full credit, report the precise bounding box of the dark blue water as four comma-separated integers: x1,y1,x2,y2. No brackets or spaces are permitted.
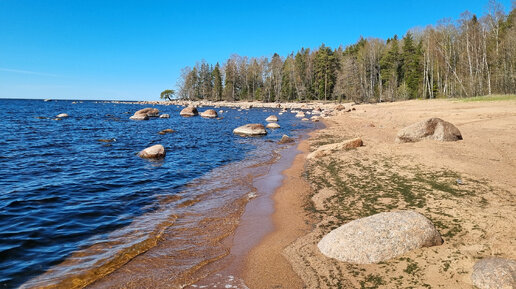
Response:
0,99,316,288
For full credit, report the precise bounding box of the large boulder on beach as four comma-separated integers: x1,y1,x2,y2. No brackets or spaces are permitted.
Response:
266,115,278,122
318,210,443,264
200,109,218,118
138,144,166,159
266,122,280,129
233,124,267,136
471,257,516,289
307,137,363,159
180,106,198,117
396,118,462,143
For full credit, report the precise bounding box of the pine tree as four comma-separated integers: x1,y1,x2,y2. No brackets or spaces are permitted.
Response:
401,32,422,98
380,35,401,101
212,63,223,101
314,44,338,101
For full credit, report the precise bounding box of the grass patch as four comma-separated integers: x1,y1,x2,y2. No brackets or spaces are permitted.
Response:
454,94,516,102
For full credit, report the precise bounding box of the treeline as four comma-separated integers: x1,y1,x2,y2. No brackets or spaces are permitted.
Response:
176,1,515,103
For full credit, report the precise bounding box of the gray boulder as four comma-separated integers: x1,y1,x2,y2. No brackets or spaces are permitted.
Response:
233,124,267,136
396,118,462,143
471,257,516,289
317,210,443,264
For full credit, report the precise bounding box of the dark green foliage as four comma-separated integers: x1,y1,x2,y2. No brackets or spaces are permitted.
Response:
173,3,515,102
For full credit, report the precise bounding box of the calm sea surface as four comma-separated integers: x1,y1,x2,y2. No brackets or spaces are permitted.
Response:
0,99,317,288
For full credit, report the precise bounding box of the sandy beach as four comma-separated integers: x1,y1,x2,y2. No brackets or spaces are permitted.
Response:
243,97,516,288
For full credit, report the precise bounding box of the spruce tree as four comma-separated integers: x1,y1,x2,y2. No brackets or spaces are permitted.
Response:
212,63,223,101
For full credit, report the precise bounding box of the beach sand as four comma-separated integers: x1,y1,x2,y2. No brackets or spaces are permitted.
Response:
243,98,516,288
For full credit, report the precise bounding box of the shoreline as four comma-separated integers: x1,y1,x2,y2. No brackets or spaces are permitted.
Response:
242,128,322,288
261,99,516,288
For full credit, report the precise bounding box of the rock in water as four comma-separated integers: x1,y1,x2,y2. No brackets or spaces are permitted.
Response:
278,135,294,144
265,115,278,122
200,109,218,118
158,129,175,135
130,108,159,120
471,257,516,289
396,118,462,143
129,114,149,120
180,106,198,117
266,122,280,129
56,113,68,118
233,124,267,136
136,108,160,117
159,114,170,118
317,210,443,264
295,112,306,118
138,144,166,159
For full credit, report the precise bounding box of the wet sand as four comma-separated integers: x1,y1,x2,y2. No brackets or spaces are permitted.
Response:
243,133,315,289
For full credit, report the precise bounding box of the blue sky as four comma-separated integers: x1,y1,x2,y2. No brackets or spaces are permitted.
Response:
0,0,512,101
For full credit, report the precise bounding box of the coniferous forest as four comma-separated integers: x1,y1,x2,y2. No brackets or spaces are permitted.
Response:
175,1,515,103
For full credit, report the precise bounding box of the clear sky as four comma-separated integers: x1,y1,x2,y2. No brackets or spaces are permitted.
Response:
0,0,512,101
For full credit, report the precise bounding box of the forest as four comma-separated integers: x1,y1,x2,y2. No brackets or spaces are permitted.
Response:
175,1,515,103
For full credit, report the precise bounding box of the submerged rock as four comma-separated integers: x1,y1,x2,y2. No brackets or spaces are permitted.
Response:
265,115,278,122
180,106,198,117
200,109,218,118
158,129,175,135
233,124,267,136
471,257,516,289
266,122,280,129
396,118,462,143
318,210,443,264
138,144,166,159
